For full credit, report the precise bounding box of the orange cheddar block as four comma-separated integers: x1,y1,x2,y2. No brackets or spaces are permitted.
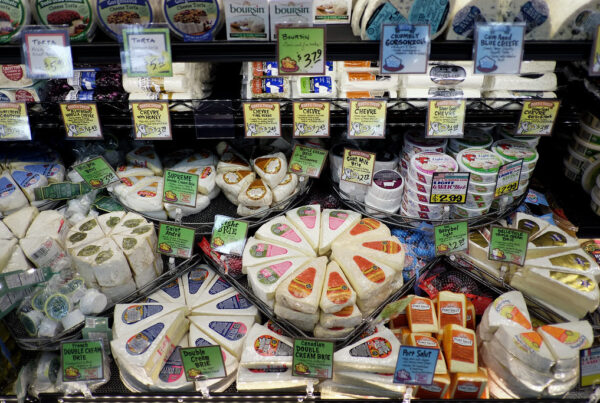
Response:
437,291,466,329
466,300,476,330
415,373,451,399
449,367,488,399
402,331,431,345
391,328,403,342
408,334,447,374
407,296,438,333
442,324,478,373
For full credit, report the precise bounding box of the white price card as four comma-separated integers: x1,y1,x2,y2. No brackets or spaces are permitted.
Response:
122,27,173,77
22,29,73,79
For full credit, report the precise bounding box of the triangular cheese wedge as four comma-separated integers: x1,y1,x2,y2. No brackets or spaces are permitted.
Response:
274,302,319,332
246,256,311,302
2,206,38,239
333,326,400,373
111,212,150,235
188,323,239,385
511,213,550,240
313,324,354,339
173,151,217,170
538,321,593,367
242,237,307,272
480,291,532,341
149,278,187,305
126,145,163,175
3,245,31,273
98,211,126,235
318,209,361,255
25,210,70,248
319,304,362,328
408,334,447,374
320,261,356,314
525,250,600,282
335,236,405,273
255,216,316,257
527,225,579,259
492,326,555,374
151,337,193,392
332,250,395,301
183,265,216,307
217,149,251,173
331,218,391,250
113,303,188,339
253,153,287,189
189,275,233,309
275,256,327,314
191,290,259,320
66,217,107,252
285,204,321,252
0,220,14,240
239,323,294,369
189,315,255,359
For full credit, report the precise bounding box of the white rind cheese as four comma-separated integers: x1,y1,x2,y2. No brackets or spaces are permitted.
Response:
126,146,163,176
275,256,327,314
319,209,361,255
97,211,126,235
319,304,362,328
0,170,28,213
3,246,31,273
320,261,356,313
3,206,38,239
101,279,137,303
0,238,18,271
527,225,580,259
0,220,15,240
492,326,555,375
332,250,395,301
113,303,188,339
253,153,287,189
285,204,321,252
26,210,70,248
332,218,391,249
334,326,400,373
236,366,314,391
238,178,273,207
335,235,405,274
255,216,316,257
272,173,298,203
189,315,256,359
538,321,593,371
525,251,600,282
242,237,307,272
511,213,550,240
246,256,311,302
480,291,533,340
239,323,294,369
149,278,187,305
183,265,216,308
188,275,233,309
274,302,319,332
66,217,106,252
191,290,259,320
313,324,354,339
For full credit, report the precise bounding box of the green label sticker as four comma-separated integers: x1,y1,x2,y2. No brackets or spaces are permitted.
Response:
61,340,104,382
163,169,198,207
157,223,195,259
93,195,125,212
181,346,226,381
122,27,172,77
427,98,466,138
293,101,330,138
488,225,529,266
434,221,468,256
288,145,328,178
73,156,119,190
348,100,387,139
341,148,376,186
277,27,325,75
516,100,560,137
60,103,103,139
495,160,523,198
0,102,31,141
34,182,91,201
211,215,248,256
292,339,334,379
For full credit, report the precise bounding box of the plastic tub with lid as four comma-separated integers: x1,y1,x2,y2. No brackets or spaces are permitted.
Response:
368,170,403,201
466,190,494,206
566,146,593,170
582,157,600,193
452,204,490,218
496,126,540,148
583,111,600,132
406,171,431,194
403,184,431,203
578,121,600,146
448,130,494,152
572,135,600,158
457,148,503,183
400,205,444,220
563,159,582,183
591,186,600,216
409,152,458,185
402,192,445,214
469,180,495,193
491,140,539,171
403,132,447,155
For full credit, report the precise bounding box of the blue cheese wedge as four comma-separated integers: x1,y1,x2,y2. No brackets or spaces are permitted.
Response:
2,206,38,239
189,315,256,359
183,265,216,307
191,290,259,320
319,209,361,255
66,217,105,252
320,261,356,313
98,211,126,235
246,256,311,303
240,323,293,369
113,303,188,339
188,275,233,309
255,216,316,257
285,204,321,252
275,256,327,314
334,326,400,373
526,225,580,259
242,237,307,273
149,278,187,305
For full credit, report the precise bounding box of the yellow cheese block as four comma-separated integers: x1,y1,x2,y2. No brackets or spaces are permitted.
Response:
448,367,488,399
437,291,466,330
406,296,438,333
415,373,451,399
466,300,476,331
408,334,447,374
442,324,478,373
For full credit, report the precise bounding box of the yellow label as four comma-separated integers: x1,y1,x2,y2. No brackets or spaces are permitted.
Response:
131,101,172,140
293,101,330,138
550,271,596,292
145,52,172,77
60,103,103,139
516,100,560,136
341,148,376,186
427,99,466,137
44,56,63,75
348,100,387,138
0,102,31,140
243,102,281,138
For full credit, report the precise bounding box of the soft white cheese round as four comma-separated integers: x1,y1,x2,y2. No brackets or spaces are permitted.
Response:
457,148,503,183
364,191,400,214
409,152,458,185
452,204,489,218
497,126,540,148
449,130,493,152
492,140,539,171
404,132,447,155
368,169,403,201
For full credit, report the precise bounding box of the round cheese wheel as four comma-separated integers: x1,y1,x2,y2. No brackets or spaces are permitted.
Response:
164,0,223,41
95,0,163,41
0,0,30,43
34,0,96,42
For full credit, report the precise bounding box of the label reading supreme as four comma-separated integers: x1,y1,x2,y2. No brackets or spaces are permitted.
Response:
157,223,195,259
163,169,198,208
348,100,387,139
288,145,328,178
434,221,468,256
61,340,104,382
277,27,325,76
488,225,529,266
516,100,560,137
292,339,333,379
0,102,30,140
181,346,226,381
427,98,466,138
341,148,376,186
60,103,103,139
211,214,248,256
243,102,281,138
131,101,172,140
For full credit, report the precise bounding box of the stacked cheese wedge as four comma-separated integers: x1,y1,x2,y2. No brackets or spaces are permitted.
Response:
112,264,258,390
241,205,406,338
478,291,593,398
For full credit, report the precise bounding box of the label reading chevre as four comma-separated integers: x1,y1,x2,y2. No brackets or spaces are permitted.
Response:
427,98,465,138
293,101,330,138
243,102,281,138
0,102,30,140
348,100,386,139
131,101,172,139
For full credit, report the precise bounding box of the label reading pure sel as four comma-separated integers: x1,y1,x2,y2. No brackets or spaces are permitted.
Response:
157,223,195,259
292,339,334,379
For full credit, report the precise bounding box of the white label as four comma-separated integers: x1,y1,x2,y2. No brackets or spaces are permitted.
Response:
22,30,73,79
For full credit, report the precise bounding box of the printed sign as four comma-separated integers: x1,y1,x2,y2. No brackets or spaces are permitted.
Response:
434,222,468,256
60,103,103,139
277,27,325,75
495,160,523,198
211,215,248,256
348,100,387,139
293,101,330,138
515,100,560,137
131,101,172,140
73,156,119,190
61,340,104,382
581,347,600,387
163,169,198,207
341,148,376,186
474,22,525,75
427,98,466,138
157,223,195,259
122,27,172,77
292,339,334,379
34,182,92,201
0,102,30,140
243,102,281,138
488,226,529,266
393,345,439,386
430,172,470,204
181,346,226,381
380,24,430,74
289,145,328,178
22,29,73,79
590,26,600,76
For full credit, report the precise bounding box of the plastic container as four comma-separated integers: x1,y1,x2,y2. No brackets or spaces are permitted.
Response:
491,140,539,171
164,0,223,41
578,121,600,146
365,192,400,215
456,148,503,183
406,171,431,194
497,126,540,148
581,158,600,193
520,167,535,181
591,187,600,216
368,170,403,201
409,152,458,186
449,130,494,152
583,111,600,132
563,159,582,182
400,205,443,220
374,152,399,172
572,135,600,158
466,190,494,205
403,184,430,203
402,192,445,214
34,0,96,42
566,146,593,170
469,180,496,193
403,132,447,155
452,204,490,218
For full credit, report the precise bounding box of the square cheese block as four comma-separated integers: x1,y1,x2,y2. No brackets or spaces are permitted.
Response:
113,303,188,339
3,245,32,273
0,238,17,271
255,216,316,257
525,250,600,282
242,237,307,272
491,326,555,375
126,145,163,175
318,209,361,255
183,265,216,307
320,261,356,313
274,302,319,332
448,368,488,399
286,204,321,252
415,373,451,399
442,324,478,373
408,334,447,374
331,218,391,250
247,256,311,302
538,321,593,371
26,210,70,248
189,275,233,309
98,211,126,235
191,290,259,320
275,256,327,314
340,236,405,273
527,225,580,259
319,304,362,328
313,324,354,339
253,153,288,189
480,291,532,339
332,251,395,301
511,213,550,240
0,220,15,240
189,315,256,359
238,178,273,207
333,326,400,373
239,323,293,369
406,296,439,333
149,278,187,305
3,206,38,239
437,291,467,329
101,279,137,303
66,217,106,252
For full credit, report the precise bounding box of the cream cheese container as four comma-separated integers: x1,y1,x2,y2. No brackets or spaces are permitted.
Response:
591,186,600,216
456,148,503,183
582,158,600,193
403,184,430,203
566,146,593,170
572,135,600,158
491,140,539,171
401,205,443,221
409,152,458,185
406,171,431,194
404,133,447,155
583,112,600,132
563,159,582,182
449,130,493,152
402,192,444,215
452,204,489,218
496,126,540,148
469,180,496,193
578,121,600,146
465,190,494,209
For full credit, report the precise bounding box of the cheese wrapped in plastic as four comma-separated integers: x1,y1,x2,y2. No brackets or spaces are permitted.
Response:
319,209,361,255
66,217,105,252
333,326,400,373
526,224,580,259
320,304,362,328
275,256,327,314
26,210,70,248
253,153,288,189
126,146,163,175
246,256,311,303
406,296,439,333
112,233,157,287
274,302,319,332
332,218,391,249
216,170,255,196
191,290,259,320
189,315,255,359
237,204,269,217
479,291,532,341
122,178,165,213
538,321,593,371
238,178,273,207
3,245,31,273
20,236,70,273
189,275,233,309
285,204,321,252
173,151,218,170
0,170,28,213
341,236,405,273
182,265,216,308
236,366,314,391
314,324,354,339
149,278,186,305
115,164,154,178
442,324,478,373
73,238,133,287
2,206,38,239
217,149,251,173
320,261,356,313
0,238,17,271
165,194,210,219
240,323,293,369
174,165,216,195
10,170,48,202
272,173,298,203
332,251,395,302
113,303,188,339
242,237,307,272
255,216,315,256
0,220,14,240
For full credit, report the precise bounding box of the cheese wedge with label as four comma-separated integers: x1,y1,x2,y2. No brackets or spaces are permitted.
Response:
66,217,106,253
111,212,149,235
238,178,273,207
173,151,217,170
216,170,255,196
511,213,550,240
189,315,255,359
526,225,579,259
272,173,298,203
151,337,193,392
0,220,14,240
97,211,126,235
319,209,361,255
191,290,259,320
3,245,31,273
217,149,251,174
480,291,532,341
183,265,216,307
247,256,311,302
20,235,69,273
26,210,69,248
407,296,439,333
319,304,362,328
449,368,488,399
253,153,287,189
274,302,319,332
409,334,447,374
275,256,327,314
255,216,316,257
313,324,354,339
524,250,600,282
466,301,476,331
537,321,593,371
333,326,400,373
115,164,154,179
164,194,210,219
122,178,165,212
236,366,313,391
331,218,391,250
332,251,395,302
178,165,216,195
0,238,17,271
126,146,163,175
149,278,187,305
286,204,321,252
491,325,555,374
415,373,451,399
242,237,307,272
437,291,467,329
0,170,28,213
240,323,293,369
3,206,38,239
320,261,356,313
189,275,233,309
341,236,405,273
113,303,188,339
442,324,478,373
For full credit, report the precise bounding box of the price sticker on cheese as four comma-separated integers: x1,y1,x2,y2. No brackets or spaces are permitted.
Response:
289,145,328,178
380,24,430,74
181,346,226,382
131,101,172,140
434,221,468,256
163,169,198,208
393,345,439,386
61,340,105,382
122,27,172,77
243,102,281,138
22,29,73,79
293,101,330,138
580,346,600,387
277,27,325,76
0,102,31,141
341,148,376,186
473,22,525,75
427,98,465,138
157,223,195,258
515,100,560,136
348,100,387,139
60,103,103,139
590,26,600,76
494,159,523,198
292,339,334,379
430,172,470,204
211,215,248,256
488,225,529,266
73,156,119,190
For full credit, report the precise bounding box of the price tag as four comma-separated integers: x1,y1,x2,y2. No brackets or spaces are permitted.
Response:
393,345,439,386
293,101,330,138
163,169,198,208
348,100,387,139
60,103,103,139
73,156,119,190
289,145,328,178
429,172,470,204
474,22,525,75
157,223,195,259
122,27,172,77
211,215,248,256
243,102,281,138
590,25,600,76
181,346,226,381
341,148,376,186
277,27,325,76
0,102,31,141
494,160,523,198
434,222,468,256
131,101,172,140
61,340,105,382
427,98,465,138
581,347,600,387
93,195,125,213
380,24,430,74
515,100,560,137
292,339,334,379
22,29,73,79
488,225,529,266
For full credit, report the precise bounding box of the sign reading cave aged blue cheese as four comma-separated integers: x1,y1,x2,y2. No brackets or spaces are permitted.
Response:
474,23,525,75
380,24,430,74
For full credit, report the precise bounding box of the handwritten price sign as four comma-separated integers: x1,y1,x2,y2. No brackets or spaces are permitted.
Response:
22,30,73,79
516,100,560,137
122,27,172,77
60,103,103,139
278,27,326,75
